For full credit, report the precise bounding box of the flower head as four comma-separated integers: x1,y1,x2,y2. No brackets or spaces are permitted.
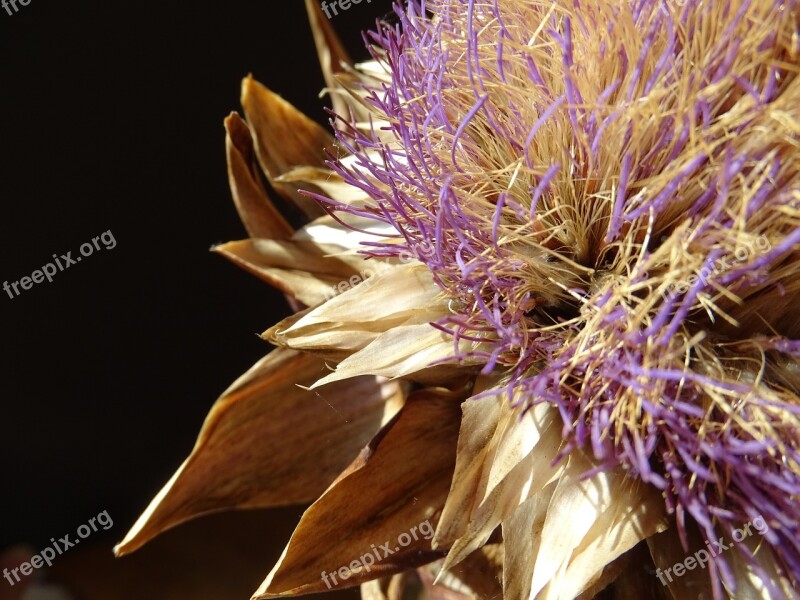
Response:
326,0,800,595
118,1,800,598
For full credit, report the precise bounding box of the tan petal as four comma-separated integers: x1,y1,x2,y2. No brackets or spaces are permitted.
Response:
434,397,563,569
291,212,398,252
264,308,387,365
310,321,472,388
432,393,506,549
287,214,397,271
213,238,361,306
277,167,371,209
270,263,456,365
504,451,660,600
529,452,627,597
303,0,366,122
267,321,376,363
537,471,669,599
286,263,447,332
253,387,466,598
225,112,293,239
502,481,558,600
114,348,403,556
240,76,331,220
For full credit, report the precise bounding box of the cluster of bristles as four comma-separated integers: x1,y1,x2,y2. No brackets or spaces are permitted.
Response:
317,0,800,596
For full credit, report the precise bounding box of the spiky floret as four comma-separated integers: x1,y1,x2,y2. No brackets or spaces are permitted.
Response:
319,0,800,596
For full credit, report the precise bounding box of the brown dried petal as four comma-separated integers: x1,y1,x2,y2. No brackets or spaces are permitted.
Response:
434,399,563,568
225,112,293,239
303,0,364,122
115,349,402,556
253,387,466,598
213,238,360,307
240,76,331,220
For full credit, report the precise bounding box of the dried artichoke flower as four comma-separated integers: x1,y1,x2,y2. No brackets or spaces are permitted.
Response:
117,1,800,599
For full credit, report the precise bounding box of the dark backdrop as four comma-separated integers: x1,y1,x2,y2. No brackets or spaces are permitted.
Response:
0,0,392,566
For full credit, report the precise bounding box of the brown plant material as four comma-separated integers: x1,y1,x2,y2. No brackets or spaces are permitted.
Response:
253,388,465,598
116,349,402,556
119,1,800,598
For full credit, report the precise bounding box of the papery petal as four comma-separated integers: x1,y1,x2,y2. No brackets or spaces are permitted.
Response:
529,452,661,598
269,263,454,364
115,349,402,556
286,263,446,332
225,112,293,239
240,76,331,220
277,167,371,209
432,393,505,549
501,482,557,600
309,322,473,388
434,397,563,569
537,474,669,599
291,212,398,249
213,238,361,307
253,387,465,598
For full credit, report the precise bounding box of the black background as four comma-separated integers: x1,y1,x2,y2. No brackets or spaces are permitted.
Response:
0,0,393,588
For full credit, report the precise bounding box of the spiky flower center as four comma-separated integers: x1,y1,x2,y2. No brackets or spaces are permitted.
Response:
326,0,800,594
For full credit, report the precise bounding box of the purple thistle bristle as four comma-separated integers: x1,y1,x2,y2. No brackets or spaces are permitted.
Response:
317,0,800,596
